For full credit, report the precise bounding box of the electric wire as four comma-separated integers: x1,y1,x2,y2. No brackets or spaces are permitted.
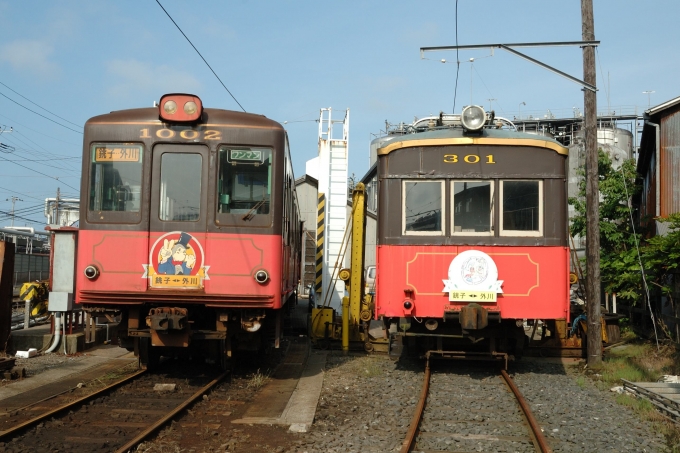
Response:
154,0,246,112
0,81,82,128
0,92,83,134
471,64,507,116
0,113,80,147
15,129,81,159
0,135,81,174
0,154,78,191
0,186,45,202
452,0,460,114
0,209,44,225
595,48,611,112
619,164,659,349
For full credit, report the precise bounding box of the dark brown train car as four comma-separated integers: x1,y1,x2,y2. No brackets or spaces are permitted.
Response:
76,94,301,367
374,118,570,358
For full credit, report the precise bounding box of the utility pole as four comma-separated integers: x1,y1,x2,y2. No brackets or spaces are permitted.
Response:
6,196,22,227
582,0,602,366
55,188,60,226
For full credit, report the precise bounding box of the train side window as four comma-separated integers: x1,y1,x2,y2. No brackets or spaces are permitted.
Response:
402,180,444,235
216,147,272,225
159,153,202,221
499,180,543,237
451,180,493,235
89,143,143,214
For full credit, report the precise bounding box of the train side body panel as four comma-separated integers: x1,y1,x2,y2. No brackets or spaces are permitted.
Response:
376,244,570,320
76,230,285,308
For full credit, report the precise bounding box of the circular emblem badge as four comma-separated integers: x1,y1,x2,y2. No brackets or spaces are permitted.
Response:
149,231,204,276
460,256,489,285
442,250,502,293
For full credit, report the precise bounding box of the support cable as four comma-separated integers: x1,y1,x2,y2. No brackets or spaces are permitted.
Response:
619,164,659,349
154,0,246,112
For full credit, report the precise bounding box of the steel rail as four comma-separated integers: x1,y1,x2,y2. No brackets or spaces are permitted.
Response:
399,358,430,453
501,369,553,453
114,370,228,453
0,368,146,440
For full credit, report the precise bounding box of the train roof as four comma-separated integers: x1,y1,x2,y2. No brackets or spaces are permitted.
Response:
85,107,284,130
376,127,568,157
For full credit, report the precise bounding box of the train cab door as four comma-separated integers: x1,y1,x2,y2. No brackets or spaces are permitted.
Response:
147,144,210,291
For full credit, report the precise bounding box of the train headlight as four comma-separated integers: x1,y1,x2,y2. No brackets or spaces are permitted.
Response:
84,265,100,280
184,101,198,116
461,105,487,132
163,100,178,115
158,94,203,122
254,270,269,284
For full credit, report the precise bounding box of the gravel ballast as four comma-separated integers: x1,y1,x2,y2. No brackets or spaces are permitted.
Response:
287,354,667,453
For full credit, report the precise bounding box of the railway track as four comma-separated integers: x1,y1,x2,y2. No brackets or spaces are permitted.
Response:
0,362,227,453
400,352,552,453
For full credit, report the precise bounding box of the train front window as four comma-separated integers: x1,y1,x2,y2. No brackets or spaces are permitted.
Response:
159,153,202,221
402,180,444,235
89,144,142,213
217,147,272,223
500,180,543,236
451,181,493,235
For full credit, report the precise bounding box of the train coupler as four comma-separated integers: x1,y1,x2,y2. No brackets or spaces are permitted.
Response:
459,303,489,330
145,307,190,347
146,307,188,331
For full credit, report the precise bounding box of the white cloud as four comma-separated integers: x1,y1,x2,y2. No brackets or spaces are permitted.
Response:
0,40,58,74
105,59,202,99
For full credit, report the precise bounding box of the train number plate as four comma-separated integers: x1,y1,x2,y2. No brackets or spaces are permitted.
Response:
448,290,497,302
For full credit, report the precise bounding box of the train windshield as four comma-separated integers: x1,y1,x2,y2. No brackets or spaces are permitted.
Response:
217,147,272,222
89,144,143,212
500,180,542,236
402,180,444,235
159,153,202,221
452,181,493,235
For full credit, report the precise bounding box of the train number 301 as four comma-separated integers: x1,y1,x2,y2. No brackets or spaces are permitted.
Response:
443,154,496,164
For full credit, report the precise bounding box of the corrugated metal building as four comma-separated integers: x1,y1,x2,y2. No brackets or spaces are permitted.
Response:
637,95,680,235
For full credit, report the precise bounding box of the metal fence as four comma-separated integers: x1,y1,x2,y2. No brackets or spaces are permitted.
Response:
12,254,50,296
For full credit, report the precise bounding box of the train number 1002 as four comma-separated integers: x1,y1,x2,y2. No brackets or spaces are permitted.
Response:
443,154,496,164
140,128,222,141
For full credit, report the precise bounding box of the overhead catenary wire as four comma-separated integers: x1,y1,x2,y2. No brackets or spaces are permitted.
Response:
452,0,460,114
155,0,246,112
0,81,82,128
0,209,45,225
0,113,80,147
0,186,45,202
0,91,83,134
0,154,79,191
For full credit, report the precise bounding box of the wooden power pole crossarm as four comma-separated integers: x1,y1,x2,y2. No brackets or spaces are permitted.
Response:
582,0,603,365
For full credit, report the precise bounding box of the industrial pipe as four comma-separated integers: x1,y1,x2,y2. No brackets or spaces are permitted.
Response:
45,312,62,353
10,315,50,331
342,296,350,355
644,119,660,217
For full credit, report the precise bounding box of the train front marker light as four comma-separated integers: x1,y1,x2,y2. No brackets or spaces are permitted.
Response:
255,270,269,284
184,101,198,116
461,105,487,132
158,94,203,122
403,300,412,310
84,265,99,280
163,100,177,115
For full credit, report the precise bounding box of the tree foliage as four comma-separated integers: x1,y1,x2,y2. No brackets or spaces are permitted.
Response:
569,150,644,303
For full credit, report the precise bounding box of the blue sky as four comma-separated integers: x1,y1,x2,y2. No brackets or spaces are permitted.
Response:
0,0,677,229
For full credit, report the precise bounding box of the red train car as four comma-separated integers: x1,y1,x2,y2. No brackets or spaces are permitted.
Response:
373,106,570,359
76,94,301,368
